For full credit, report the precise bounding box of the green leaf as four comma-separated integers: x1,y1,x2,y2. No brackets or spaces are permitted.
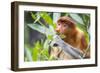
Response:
32,41,40,61
69,14,84,25
43,40,49,49
49,55,54,60
76,23,87,32
31,12,44,25
27,24,56,37
81,14,90,28
65,13,69,16
41,49,50,59
39,12,56,29
40,12,53,24
84,31,90,44
24,47,33,61
49,25,56,35
47,35,53,40
27,23,46,34
30,12,36,20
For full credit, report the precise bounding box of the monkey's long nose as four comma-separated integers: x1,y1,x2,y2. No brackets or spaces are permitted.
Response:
55,28,60,33
56,26,61,32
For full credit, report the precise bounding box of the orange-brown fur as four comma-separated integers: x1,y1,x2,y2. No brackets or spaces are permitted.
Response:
49,16,90,59
56,16,88,53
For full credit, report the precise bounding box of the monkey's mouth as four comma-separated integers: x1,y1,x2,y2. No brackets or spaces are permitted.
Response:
56,32,66,39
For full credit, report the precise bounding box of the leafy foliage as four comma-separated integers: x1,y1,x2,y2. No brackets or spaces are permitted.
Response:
24,11,90,61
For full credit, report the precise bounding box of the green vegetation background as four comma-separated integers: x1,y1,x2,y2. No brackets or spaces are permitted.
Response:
24,11,90,61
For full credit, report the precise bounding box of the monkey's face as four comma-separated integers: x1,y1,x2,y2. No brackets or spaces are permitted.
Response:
56,22,71,35
56,16,76,36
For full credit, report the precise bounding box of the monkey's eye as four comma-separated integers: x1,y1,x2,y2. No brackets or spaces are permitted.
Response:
58,23,60,26
64,24,68,28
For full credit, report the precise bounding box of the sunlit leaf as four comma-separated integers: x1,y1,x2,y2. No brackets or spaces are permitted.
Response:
49,25,56,35
40,12,53,24
69,14,84,25
43,40,49,50
39,12,56,29
24,47,32,61
31,12,36,20
32,41,40,61
41,49,50,59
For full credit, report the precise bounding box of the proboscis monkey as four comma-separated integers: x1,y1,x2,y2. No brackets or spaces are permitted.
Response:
50,16,89,59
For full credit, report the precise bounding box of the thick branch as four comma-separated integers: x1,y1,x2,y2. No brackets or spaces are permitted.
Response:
50,35,84,59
